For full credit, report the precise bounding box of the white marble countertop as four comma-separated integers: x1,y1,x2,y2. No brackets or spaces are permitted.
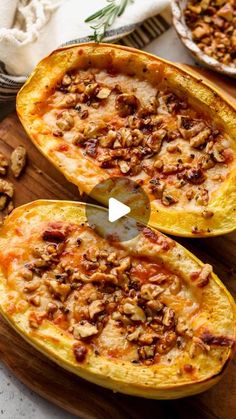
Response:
0,27,195,419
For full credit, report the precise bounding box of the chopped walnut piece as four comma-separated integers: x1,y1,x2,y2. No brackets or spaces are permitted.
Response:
177,116,205,140
162,191,178,206
202,210,214,219
154,159,163,170
149,178,165,199
0,152,8,176
195,188,209,206
96,87,111,99
162,307,175,328
0,179,14,198
73,344,88,362
211,143,225,163
62,74,72,86
73,321,98,339
127,326,143,342
118,160,130,174
88,300,105,319
24,280,40,293
11,145,26,178
146,129,166,153
185,167,206,184
115,93,140,117
100,130,116,148
146,299,163,312
190,128,211,148
0,195,7,211
48,280,71,302
123,302,146,322
140,284,163,300
169,276,181,295
138,345,155,360
28,295,41,307
56,111,74,131
197,264,213,287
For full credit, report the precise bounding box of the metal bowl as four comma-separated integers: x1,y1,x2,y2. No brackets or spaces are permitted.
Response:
171,0,236,78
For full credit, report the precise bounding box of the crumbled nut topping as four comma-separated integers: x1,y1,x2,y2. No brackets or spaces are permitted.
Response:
13,221,224,366
185,0,236,67
41,66,234,215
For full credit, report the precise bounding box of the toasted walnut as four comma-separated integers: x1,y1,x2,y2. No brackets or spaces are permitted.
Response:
154,159,163,170
202,210,214,219
115,94,140,117
0,179,14,198
140,284,163,300
167,143,181,153
162,164,178,174
162,191,178,206
185,167,206,184
138,332,159,345
156,330,177,354
0,195,7,211
96,87,111,99
84,83,99,97
56,111,74,131
197,264,213,287
73,321,98,339
199,154,215,170
28,295,41,307
118,160,130,174
146,129,166,153
177,116,206,140
190,128,211,148
138,345,155,360
123,302,146,322
100,130,116,148
88,300,105,319
48,280,71,301
149,178,165,199
189,336,210,358
0,152,8,176
72,132,86,146
169,276,181,294
89,272,118,284
195,188,209,206
62,74,71,86
127,326,143,342
162,307,175,328
20,268,33,281
146,299,163,312
211,143,225,163
24,280,40,293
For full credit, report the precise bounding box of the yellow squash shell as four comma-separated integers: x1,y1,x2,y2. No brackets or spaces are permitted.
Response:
0,200,235,399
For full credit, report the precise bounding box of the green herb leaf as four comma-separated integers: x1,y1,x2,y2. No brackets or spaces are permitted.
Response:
85,0,134,42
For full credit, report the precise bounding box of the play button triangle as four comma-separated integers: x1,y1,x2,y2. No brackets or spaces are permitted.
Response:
108,197,131,223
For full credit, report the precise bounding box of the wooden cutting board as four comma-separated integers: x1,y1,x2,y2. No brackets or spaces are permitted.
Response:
0,69,236,419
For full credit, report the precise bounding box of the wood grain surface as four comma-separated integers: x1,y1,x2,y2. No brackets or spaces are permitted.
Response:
0,68,235,419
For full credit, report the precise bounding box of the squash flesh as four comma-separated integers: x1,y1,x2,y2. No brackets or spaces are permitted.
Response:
16,44,236,237
0,200,235,399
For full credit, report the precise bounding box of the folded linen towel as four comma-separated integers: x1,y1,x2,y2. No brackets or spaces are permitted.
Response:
0,0,170,102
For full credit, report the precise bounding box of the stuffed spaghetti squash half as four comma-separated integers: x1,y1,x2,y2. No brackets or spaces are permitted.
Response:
0,200,235,399
17,44,236,237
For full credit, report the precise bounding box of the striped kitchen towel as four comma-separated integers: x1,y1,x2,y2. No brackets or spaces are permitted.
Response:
0,0,171,103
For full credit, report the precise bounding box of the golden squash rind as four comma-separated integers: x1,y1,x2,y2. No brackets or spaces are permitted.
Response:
0,199,235,399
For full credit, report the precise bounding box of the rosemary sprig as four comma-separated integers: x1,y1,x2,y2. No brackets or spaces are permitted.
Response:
85,0,134,42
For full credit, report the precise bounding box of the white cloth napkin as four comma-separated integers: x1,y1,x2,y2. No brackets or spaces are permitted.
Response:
0,0,169,77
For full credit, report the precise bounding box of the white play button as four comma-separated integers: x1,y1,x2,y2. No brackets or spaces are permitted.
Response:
108,197,131,223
